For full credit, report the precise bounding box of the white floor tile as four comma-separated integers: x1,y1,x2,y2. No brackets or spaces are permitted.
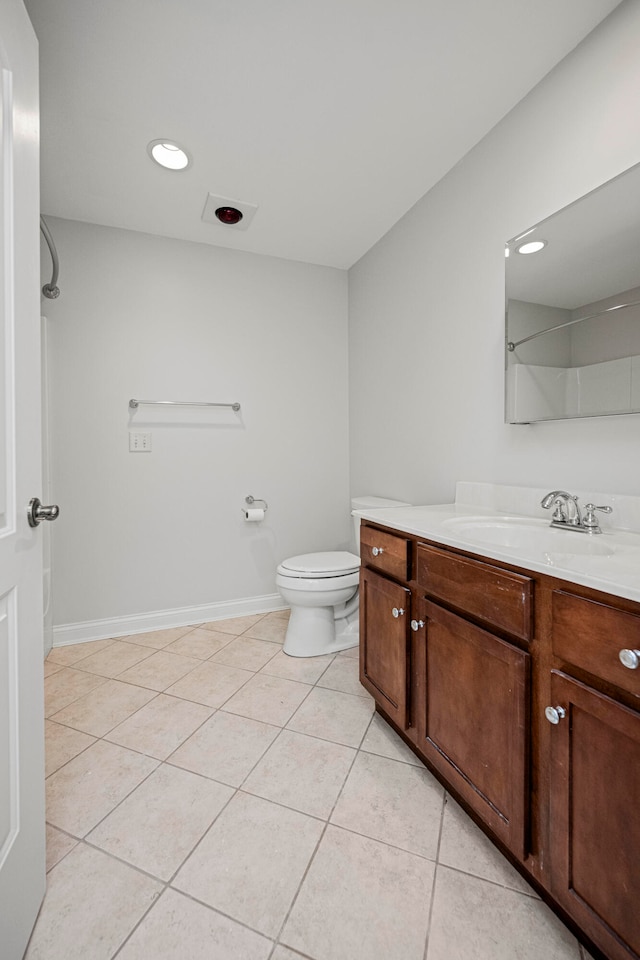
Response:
426,866,580,960
287,687,374,747
169,711,280,786
282,825,435,960
331,751,444,858
25,844,161,960
244,729,355,818
88,764,233,880
173,791,323,938
117,889,273,960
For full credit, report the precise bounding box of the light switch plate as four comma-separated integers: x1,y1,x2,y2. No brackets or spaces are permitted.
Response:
129,431,152,452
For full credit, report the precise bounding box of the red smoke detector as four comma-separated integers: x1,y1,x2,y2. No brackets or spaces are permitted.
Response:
215,206,243,225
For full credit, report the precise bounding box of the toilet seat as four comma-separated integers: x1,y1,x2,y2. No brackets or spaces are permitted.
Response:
277,551,360,579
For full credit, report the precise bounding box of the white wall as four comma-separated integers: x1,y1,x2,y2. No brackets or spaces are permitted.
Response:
42,220,349,634
348,0,640,506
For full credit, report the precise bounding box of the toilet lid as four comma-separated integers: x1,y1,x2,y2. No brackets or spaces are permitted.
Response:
279,551,361,578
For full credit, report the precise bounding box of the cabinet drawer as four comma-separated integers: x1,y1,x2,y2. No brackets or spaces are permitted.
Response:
552,591,640,698
416,543,533,642
360,525,410,581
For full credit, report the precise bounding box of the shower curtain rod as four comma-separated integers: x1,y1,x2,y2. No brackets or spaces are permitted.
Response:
40,215,60,299
507,298,640,352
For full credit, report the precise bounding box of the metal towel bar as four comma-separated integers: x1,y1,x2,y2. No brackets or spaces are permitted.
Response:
129,399,241,411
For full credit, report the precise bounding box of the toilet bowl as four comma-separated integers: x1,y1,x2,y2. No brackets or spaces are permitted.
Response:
277,497,410,657
276,552,361,658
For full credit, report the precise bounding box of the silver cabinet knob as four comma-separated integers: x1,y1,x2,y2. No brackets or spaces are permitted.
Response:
372,546,384,557
27,498,60,528
391,607,405,618
619,648,640,670
410,619,425,632
545,705,566,725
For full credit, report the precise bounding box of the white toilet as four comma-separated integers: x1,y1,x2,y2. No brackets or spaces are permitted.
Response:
276,496,410,657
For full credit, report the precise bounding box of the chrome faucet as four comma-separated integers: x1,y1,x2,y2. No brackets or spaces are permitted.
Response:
541,491,612,534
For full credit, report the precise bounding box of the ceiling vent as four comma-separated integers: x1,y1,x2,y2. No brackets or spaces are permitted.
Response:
201,193,258,231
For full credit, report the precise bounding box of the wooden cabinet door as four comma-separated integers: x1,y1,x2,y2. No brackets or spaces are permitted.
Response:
359,567,411,729
548,671,640,960
416,601,530,857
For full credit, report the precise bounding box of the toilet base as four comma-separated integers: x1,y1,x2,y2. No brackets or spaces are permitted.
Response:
283,605,359,658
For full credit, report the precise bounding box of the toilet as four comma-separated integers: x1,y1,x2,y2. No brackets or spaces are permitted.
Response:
276,497,410,657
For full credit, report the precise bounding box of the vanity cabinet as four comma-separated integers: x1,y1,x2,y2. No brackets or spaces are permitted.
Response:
359,527,412,730
359,567,411,729
414,543,532,856
415,599,530,856
547,671,640,960
359,519,640,960
547,590,640,960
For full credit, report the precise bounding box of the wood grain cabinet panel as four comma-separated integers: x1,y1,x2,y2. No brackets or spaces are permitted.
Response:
416,543,533,641
359,567,411,729
552,591,640,699
360,525,410,581
416,600,530,858
548,671,640,960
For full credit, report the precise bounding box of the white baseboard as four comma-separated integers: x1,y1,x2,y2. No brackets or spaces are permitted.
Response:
52,594,288,647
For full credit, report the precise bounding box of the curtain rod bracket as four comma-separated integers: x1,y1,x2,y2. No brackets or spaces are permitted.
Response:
40,215,61,299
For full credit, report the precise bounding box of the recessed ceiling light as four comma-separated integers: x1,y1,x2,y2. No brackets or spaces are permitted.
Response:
147,140,191,170
516,240,547,255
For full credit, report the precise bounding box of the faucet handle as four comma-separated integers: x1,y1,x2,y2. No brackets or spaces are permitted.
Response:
583,503,613,530
541,491,580,524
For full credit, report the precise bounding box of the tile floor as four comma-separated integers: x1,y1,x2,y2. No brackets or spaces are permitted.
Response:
29,610,593,960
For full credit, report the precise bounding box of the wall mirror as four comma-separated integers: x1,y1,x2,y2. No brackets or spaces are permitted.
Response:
505,161,640,423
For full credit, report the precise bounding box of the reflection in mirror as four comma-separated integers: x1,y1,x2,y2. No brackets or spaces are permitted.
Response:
505,162,640,423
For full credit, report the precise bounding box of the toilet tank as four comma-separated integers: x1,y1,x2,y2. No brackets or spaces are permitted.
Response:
350,496,411,554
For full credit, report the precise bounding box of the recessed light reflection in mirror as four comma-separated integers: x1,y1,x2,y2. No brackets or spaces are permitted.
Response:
516,240,547,255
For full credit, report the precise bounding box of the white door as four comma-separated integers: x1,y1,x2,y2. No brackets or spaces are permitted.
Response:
0,3,46,958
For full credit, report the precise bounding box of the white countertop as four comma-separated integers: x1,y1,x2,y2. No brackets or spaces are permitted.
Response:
355,494,640,604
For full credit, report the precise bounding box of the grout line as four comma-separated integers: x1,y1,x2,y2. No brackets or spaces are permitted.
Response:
272,700,382,955
44,825,81,874
44,723,102,777
44,672,111,719
422,791,447,960
267,701,376,957
316,819,440,864
58,755,162,841
109,886,169,959
47,687,162,740
110,694,217,746
430,858,542,899
164,783,240,887
45,636,118,668
108,880,279,960
81,836,176,888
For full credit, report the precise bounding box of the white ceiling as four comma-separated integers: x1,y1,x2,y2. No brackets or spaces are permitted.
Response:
26,0,622,269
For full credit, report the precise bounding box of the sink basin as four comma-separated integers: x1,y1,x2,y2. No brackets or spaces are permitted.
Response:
442,516,614,557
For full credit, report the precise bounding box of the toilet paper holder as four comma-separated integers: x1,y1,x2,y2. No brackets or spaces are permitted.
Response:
244,495,268,510
241,495,268,519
